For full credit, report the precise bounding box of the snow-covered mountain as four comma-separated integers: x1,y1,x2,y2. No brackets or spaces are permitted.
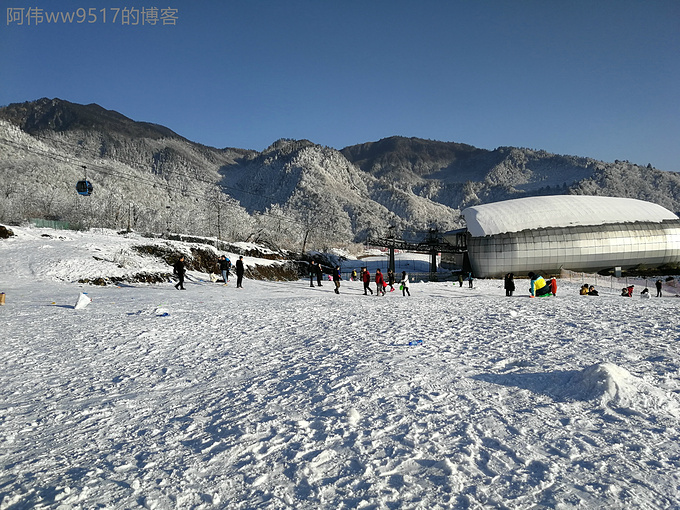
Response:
341,137,680,211
0,99,256,242
2,98,680,250
221,138,460,246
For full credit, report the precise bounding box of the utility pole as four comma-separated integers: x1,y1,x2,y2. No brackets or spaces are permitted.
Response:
428,229,438,281
216,198,222,239
127,202,133,232
388,226,396,273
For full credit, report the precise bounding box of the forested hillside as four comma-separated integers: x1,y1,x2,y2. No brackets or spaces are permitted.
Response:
2,98,680,252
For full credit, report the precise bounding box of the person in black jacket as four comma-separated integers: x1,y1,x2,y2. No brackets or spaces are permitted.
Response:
504,273,515,296
219,255,231,285
333,266,341,294
309,261,316,288
387,269,395,292
173,256,186,290
236,256,245,288
316,262,323,287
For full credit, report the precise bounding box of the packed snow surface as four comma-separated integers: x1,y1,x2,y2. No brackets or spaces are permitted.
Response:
462,196,679,236
1,227,680,509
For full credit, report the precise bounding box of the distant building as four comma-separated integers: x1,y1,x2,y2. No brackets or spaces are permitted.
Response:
444,196,680,277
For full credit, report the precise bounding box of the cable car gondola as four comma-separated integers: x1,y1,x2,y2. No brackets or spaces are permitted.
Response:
76,180,93,196
76,165,93,196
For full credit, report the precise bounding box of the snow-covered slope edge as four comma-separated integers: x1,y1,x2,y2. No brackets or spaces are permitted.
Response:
0,225,301,285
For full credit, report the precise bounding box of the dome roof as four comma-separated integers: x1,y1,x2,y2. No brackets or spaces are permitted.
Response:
462,196,678,237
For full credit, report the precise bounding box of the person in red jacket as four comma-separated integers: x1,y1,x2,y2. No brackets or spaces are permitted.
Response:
362,267,373,295
375,269,386,296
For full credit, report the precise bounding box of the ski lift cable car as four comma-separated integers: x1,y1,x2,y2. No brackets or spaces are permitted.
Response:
76,165,93,196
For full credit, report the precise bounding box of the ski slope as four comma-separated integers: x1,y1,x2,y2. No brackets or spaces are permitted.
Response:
1,227,679,509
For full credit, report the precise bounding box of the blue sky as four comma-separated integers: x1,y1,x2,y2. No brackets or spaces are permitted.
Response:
2,0,679,171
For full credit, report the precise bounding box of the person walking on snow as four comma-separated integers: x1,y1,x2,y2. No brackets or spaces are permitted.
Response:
400,271,410,296
173,256,186,290
309,261,316,288
236,256,245,288
219,255,231,285
504,273,515,296
656,279,663,297
315,262,323,287
362,267,373,295
333,266,341,294
375,269,386,296
387,269,395,292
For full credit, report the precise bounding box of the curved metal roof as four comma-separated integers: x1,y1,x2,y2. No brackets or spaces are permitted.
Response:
462,195,678,237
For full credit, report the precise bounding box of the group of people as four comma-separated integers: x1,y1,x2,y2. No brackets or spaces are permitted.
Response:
627,280,664,298
580,284,599,296
308,261,324,288
457,272,474,288
622,285,635,297
505,272,557,297
528,272,558,298
576,279,666,298
175,258,670,301
510,271,670,299
358,267,410,296
308,261,342,293
309,261,411,296
218,255,232,286
619,279,666,298
172,255,245,290
173,258,545,298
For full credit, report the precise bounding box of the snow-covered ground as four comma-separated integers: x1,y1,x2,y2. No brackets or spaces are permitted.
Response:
1,227,680,509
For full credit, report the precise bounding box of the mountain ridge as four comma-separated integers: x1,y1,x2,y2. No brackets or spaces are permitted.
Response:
2,97,680,250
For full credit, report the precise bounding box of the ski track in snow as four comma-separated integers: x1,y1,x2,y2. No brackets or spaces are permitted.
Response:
1,235,680,508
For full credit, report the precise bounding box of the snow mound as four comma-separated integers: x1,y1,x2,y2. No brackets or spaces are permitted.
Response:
567,363,680,416
568,363,637,405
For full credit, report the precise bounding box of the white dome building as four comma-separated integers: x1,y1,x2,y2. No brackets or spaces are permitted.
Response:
453,196,680,277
